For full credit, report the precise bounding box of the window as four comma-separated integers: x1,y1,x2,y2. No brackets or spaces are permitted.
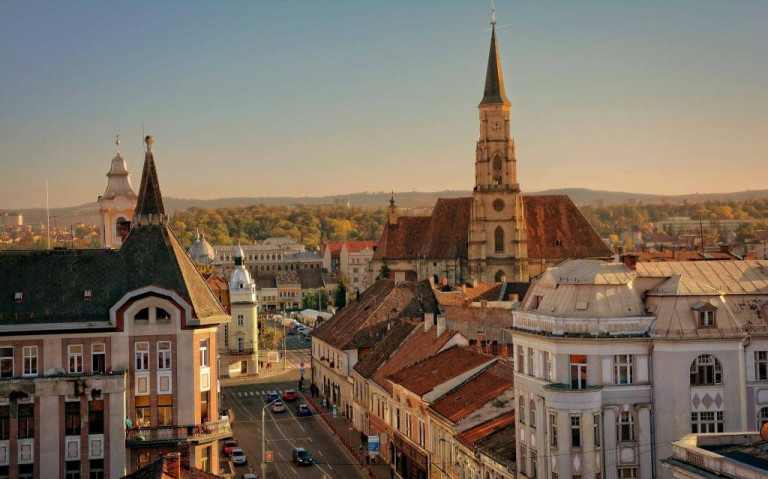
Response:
756,351,768,380
157,341,171,370
493,199,505,211
418,420,426,447
544,352,553,381
531,449,538,479
65,401,81,436
18,404,34,438
492,156,503,185
570,355,587,389
494,226,504,253
519,446,527,476
156,308,171,322
519,395,526,424
199,339,210,367
18,464,34,479
517,346,524,373
135,395,151,427
0,406,9,440
200,390,210,423
22,346,37,377
570,415,581,448
528,347,535,376
84,289,93,301
690,354,722,386
698,310,715,327
0,347,13,378
89,400,104,434
237,314,244,327
615,355,633,385
549,413,558,446
691,411,723,433
758,407,768,428
530,400,536,428
158,395,173,426
594,413,601,447
405,412,412,437
237,337,245,352
618,468,638,479
617,412,636,442
65,460,81,479
89,459,105,479
91,343,106,374
134,342,149,371
134,307,149,322
68,345,83,374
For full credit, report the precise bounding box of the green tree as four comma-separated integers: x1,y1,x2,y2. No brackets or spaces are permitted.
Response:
333,276,348,309
260,328,284,350
377,265,391,280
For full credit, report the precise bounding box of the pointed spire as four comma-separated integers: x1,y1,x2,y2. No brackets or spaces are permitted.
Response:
479,9,510,107
134,135,167,224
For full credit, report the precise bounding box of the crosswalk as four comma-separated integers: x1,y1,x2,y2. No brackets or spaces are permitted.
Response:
232,389,300,398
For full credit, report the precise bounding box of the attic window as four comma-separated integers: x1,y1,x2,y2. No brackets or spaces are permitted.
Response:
555,238,563,247
698,310,715,328
83,290,93,301
575,301,589,311
14,292,23,303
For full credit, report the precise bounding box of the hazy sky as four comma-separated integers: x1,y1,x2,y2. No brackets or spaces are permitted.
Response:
1,1,766,208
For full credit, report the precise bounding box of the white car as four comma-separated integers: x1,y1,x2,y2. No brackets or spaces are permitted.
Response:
231,448,247,465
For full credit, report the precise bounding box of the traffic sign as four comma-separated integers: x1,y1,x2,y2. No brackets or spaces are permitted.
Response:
300,368,305,375
265,451,274,463
300,361,305,367
368,435,380,454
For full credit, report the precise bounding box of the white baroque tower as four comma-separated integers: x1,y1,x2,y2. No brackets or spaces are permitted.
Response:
98,135,137,248
222,244,260,377
467,20,528,282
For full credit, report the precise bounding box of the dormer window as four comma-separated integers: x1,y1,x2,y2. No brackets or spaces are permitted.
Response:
692,301,717,328
699,310,715,327
14,292,23,303
83,290,93,301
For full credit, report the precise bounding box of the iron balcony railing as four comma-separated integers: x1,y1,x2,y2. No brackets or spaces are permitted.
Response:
125,419,232,447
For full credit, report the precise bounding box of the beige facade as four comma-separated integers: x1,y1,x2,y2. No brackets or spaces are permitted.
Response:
340,242,377,293
98,137,137,249
219,245,259,378
663,433,768,479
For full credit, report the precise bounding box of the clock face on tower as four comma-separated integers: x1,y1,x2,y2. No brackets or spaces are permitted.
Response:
492,121,502,132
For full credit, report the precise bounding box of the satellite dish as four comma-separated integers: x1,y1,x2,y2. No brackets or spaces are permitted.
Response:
760,421,768,442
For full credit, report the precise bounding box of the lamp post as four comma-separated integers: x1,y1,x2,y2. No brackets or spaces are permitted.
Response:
261,398,279,479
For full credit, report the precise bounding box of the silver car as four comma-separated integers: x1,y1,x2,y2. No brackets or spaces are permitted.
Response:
231,448,247,465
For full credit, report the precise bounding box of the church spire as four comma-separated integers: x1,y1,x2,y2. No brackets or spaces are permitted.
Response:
479,10,510,107
134,135,167,225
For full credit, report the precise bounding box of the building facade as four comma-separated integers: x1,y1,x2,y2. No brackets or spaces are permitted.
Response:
0,136,231,478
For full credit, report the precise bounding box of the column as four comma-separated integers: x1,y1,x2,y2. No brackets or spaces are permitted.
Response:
557,412,571,479
583,412,596,479
38,395,60,478
603,407,618,479
637,406,652,479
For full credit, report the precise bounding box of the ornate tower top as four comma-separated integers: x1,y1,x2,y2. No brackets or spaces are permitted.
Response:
101,135,137,201
133,134,167,225
479,8,510,107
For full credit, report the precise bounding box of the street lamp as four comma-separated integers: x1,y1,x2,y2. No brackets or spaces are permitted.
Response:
261,397,280,479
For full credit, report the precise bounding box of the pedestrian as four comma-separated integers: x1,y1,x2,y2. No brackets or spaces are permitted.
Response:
390,468,395,479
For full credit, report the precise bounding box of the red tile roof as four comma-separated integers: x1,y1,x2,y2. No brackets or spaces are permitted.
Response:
387,346,493,397
434,282,503,306
345,241,378,253
373,195,612,262
323,242,344,259
430,360,515,423
455,411,516,449
370,326,462,393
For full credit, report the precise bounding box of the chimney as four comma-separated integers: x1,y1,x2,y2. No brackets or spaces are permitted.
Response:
436,315,446,337
462,284,467,294
441,277,448,286
164,453,182,479
424,313,434,332
472,278,478,288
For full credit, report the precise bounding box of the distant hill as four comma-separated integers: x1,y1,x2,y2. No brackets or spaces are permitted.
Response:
7,188,768,226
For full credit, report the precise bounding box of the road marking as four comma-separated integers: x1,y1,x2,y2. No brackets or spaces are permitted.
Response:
317,449,322,456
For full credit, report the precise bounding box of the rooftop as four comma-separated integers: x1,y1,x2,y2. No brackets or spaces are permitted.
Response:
387,346,493,397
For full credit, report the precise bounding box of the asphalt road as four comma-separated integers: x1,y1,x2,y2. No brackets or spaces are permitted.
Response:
222,366,367,479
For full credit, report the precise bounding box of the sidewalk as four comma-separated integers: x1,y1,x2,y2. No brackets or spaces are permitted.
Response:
304,394,393,479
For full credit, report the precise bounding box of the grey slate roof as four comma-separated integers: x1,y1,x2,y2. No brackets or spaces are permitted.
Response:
479,26,510,107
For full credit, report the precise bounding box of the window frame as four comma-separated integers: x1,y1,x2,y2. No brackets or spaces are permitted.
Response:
570,355,588,390
199,339,210,368
91,343,106,374
22,345,38,377
617,411,636,442
157,341,171,370
614,354,634,385
755,351,768,381
690,354,723,386
68,344,84,374
134,342,149,371
570,415,581,448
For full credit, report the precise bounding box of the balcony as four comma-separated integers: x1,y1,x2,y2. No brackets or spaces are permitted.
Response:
513,311,654,337
125,419,232,447
226,348,256,356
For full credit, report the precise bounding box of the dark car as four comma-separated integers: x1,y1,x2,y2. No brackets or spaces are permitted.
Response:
283,390,298,401
296,404,312,417
292,447,313,466
267,391,279,403
287,329,296,335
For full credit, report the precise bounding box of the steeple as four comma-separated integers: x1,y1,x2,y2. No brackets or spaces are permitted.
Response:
479,21,510,107
134,135,167,225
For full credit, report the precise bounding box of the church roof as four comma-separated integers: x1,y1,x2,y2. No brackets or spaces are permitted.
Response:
0,137,227,328
373,195,612,262
479,26,510,107
101,152,137,200
134,136,165,219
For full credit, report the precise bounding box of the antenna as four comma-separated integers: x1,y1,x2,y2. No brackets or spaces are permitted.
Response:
45,180,50,250
491,0,496,26
141,121,145,152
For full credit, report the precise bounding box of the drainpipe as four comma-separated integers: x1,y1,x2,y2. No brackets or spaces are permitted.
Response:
740,336,751,430
647,315,658,479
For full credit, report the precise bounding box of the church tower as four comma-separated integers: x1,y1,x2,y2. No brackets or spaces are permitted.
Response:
467,14,528,282
98,135,137,248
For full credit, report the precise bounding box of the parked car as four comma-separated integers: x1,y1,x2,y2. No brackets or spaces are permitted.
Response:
242,474,259,479
283,390,298,401
267,391,279,402
219,409,230,421
231,448,247,465
271,401,286,413
223,439,239,457
296,404,312,417
292,447,313,467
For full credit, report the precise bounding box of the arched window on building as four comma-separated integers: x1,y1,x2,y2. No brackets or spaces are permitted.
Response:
690,354,723,386
494,270,505,282
519,395,526,424
494,226,504,253
492,155,502,186
617,411,636,442
759,407,768,428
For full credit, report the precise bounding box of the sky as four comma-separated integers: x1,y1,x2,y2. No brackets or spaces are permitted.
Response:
0,1,766,209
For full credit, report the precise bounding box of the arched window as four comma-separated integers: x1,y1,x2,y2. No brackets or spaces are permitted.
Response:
519,395,526,424
115,217,131,241
134,308,149,322
617,411,636,442
494,270,506,283
690,354,723,386
494,226,504,253
156,308,171,322
529,399,536,427
759,407,768,428
492,155,502,186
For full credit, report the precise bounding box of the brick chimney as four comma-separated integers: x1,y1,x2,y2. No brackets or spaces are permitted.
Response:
436,315,446,337
163,453,182,479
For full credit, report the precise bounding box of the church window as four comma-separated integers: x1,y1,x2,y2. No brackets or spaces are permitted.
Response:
492,156,503,186
493,199,505,211
495,270,505,282
494,226,504,253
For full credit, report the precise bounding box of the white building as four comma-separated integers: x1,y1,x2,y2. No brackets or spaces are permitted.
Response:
663,432,768,479
98,135,137,249
218,245,259,377
511,259,768,479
